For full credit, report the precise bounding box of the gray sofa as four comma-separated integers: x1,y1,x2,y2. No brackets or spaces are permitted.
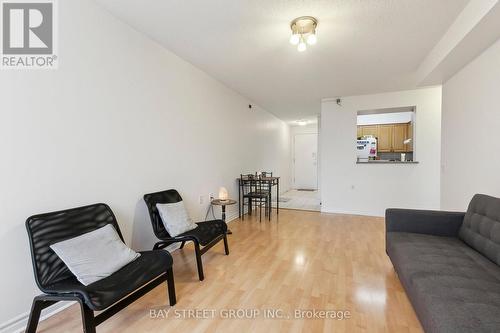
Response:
386,194,500,333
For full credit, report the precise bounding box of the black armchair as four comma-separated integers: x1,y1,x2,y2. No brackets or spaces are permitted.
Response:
25,203,176,333
143,189,229,281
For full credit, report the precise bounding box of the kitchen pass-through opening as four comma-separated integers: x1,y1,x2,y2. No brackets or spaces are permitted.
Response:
356,106,416,164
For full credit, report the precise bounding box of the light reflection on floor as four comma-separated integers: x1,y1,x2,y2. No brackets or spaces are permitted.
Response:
355,287,387,306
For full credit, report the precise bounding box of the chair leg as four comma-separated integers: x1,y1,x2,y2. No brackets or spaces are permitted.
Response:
79,301,96,333
179,241,185,249
268,196,271,221
238,184,241,218
223,234,229,255
166,267,177,306
241,198,245,220
268,193,272,217
26,297,51,333
266,196,269,217
259,199,262,222
194,243,204,281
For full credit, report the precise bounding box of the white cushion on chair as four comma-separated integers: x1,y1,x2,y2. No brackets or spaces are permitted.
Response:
50,224,140,286
156,201,197,237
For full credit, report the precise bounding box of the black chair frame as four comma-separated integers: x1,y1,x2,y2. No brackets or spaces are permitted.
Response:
26,274,174,333
144,189,229,281
25,203,176,333
240,174,271,222
260,171,273,177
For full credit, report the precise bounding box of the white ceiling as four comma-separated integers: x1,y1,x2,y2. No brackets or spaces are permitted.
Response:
95,0,468,123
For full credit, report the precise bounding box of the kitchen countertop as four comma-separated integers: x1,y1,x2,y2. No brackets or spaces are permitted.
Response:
356,160,419,164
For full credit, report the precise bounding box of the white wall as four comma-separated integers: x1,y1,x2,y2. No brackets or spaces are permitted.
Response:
357,111,413,126
441,38,500,210
290,123,318,136
0,0,290,330
320,87,442,217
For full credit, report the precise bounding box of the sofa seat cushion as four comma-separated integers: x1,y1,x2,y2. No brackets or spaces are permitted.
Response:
387,232,500,333
42,250,172,311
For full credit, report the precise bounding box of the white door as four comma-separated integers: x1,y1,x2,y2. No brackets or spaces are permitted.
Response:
294,134,318,189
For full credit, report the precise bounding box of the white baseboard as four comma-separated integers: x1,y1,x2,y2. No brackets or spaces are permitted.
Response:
320,207,383,217
0,301,75,333
224,211,241,224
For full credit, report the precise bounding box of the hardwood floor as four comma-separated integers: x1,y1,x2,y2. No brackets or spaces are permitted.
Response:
36,209,422,333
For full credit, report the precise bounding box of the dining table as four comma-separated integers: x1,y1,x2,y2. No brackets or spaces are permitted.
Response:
238,175,280,218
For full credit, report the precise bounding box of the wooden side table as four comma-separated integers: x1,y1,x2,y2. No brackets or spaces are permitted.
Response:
211,199,237,234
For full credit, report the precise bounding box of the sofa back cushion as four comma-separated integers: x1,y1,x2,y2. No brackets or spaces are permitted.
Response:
459,194,500,265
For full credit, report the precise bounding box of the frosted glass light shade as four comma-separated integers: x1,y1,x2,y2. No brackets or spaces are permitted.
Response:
218,187,228,200
306,34,317,45
289,34,300,45
297,41,307,52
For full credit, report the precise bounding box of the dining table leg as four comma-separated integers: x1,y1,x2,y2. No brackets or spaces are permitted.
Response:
238,180,241,218
268,191,271,221
267,180,271,220
276,178,279,214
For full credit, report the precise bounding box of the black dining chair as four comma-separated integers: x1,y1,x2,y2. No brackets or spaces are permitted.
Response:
241,174,270,222
25,203,176,333
259,171,273,217
143,189,229,281
260,171,273,177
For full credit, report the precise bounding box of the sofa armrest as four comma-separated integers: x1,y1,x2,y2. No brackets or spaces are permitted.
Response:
385,208,465,237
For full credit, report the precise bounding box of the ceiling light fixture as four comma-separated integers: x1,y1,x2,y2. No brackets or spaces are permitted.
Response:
289,16,318,52
296,120,308,126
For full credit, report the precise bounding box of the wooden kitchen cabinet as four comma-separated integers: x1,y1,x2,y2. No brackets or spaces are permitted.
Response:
377,125,393,152
361,125,378,138
406,122,413,152
392,124,407,152
357,122,412,153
